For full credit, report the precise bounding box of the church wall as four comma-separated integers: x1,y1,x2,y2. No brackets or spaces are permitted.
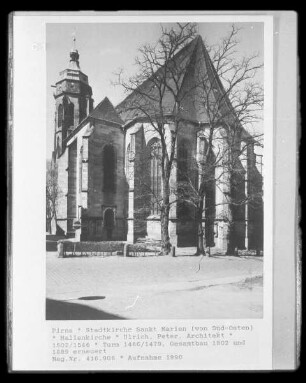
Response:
55,149,68,234
126,121,201,246
124,120,263,251
67,140,78,234
176,122,198,246
247,144,264,250
84,122,127,241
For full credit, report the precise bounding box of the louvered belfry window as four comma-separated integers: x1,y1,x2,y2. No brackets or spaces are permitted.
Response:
58,104,63,128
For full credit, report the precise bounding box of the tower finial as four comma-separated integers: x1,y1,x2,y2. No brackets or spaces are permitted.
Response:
72,31,76,50
69,31,80,70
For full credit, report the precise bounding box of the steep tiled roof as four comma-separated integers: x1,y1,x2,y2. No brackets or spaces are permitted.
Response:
89,97,124,125
116,35,235,125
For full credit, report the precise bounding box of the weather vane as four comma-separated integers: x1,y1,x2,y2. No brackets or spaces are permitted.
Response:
71,30,76,50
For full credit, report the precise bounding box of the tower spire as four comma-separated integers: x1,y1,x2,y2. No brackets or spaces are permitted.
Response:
69,32,80,70
72,31,76,50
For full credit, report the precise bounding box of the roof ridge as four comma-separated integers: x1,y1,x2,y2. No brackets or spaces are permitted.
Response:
116,35,200,112
176,35,201,100
199,37,240,124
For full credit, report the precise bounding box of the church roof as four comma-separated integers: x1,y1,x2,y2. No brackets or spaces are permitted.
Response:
89,97,124,125
116,35,236,126
64,97,123,145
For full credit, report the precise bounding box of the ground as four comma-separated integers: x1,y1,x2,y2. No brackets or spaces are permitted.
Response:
46,249,263,320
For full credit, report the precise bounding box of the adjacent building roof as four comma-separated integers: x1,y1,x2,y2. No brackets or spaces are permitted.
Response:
89,97,124,125
64,97,123,145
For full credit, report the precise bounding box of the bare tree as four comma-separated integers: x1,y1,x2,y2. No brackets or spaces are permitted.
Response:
116,23,198,254
116,23,263,256
46,160,61,234
176,25,264,255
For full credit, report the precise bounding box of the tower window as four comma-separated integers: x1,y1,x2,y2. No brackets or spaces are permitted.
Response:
103,145,116,192
66,102,74,135
58,104,63,128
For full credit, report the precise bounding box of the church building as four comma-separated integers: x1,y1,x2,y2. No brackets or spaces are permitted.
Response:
51,35,263,252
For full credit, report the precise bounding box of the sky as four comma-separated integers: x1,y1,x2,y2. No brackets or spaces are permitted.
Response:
46,22,264,158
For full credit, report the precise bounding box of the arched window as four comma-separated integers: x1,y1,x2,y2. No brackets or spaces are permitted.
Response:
61,100,74,140
56,136,60,157
198,136,207,160
149,139,162,215
103,145,116,192
58,104,63,128
126,144,132,179
79,146,83,193
66,102,74,131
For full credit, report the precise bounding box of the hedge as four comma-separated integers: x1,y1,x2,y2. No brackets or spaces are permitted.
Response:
58,241,125,257
127,244,161,257
57,240,171,258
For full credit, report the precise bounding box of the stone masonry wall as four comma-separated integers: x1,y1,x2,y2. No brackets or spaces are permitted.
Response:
85,122,128,241
55,149,68,234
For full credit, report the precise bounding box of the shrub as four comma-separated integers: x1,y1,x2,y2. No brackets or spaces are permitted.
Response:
58,241,125,257
127,244,161,257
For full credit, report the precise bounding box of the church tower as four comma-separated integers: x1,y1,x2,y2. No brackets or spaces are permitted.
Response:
53,37,93,157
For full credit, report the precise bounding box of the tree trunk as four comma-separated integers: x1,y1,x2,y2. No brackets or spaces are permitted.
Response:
226,200,236,255
53,208,58,236
195,199,206,256
160,181,171,255
161,208,171,255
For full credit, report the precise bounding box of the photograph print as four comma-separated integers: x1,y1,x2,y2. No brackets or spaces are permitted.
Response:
46,22,264,320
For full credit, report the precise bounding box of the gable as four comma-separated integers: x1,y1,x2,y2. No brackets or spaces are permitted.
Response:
116,36,237,125
89,97,124,125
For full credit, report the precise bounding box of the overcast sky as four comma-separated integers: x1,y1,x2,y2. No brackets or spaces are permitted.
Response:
46,22,264,158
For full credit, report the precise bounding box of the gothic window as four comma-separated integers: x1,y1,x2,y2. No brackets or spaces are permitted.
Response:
130,134,135,152
126,144,132,179
58,104,63,128
56,136,60,157
79,146,83,193
103,145,116,192
149,139,162,215
199,137,207,160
